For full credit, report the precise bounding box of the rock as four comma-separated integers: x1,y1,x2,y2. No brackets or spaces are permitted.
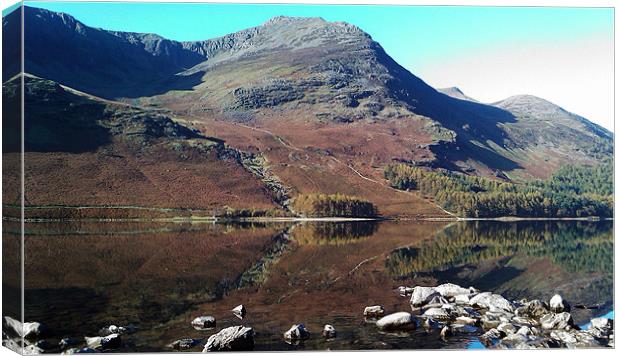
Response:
425,295,450,308
497,322,517,335
512,316,539,327
549,294,571,313
516,326,533,336
540,312,575,330
363,305,385,318
59,338,81,350
588,317,613,338
455,316,479,326
283,324,310,341
191,316,216,330
84,333,121,350
3,316,44,339
23,344,45,355
410,287,440,307
454,294,471,305
397,286,414,296
98,324,136,336
515,300,549,319
232,305,246,319
203,326,254,352
322,324,336,339
550,330,577,344
422,307,452,321
480,328,506,347
169,338,201,350
62,347,99,354
423,318,440,330
440,325,453,338
481,313,502,329
434,283,477,298
469,292,514,313
376,312,417,331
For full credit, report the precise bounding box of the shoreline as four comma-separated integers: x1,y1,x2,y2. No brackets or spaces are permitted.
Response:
2,216,612,223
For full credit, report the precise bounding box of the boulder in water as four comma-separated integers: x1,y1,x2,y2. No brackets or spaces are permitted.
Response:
376,312,417,331
203,326,254,352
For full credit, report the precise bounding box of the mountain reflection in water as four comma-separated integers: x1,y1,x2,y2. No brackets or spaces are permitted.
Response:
2,220,612,351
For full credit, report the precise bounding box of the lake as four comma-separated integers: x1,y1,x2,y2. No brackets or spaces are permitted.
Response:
2,219,613,351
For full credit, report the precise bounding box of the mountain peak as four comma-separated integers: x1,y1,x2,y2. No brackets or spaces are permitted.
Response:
437,87,478,102
263,15,326,25
493,94,562,112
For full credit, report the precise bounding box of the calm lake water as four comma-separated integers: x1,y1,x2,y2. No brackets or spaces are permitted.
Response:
2,220,613,351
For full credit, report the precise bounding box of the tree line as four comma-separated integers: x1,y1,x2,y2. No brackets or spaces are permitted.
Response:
292,193,378,218
384,161,612,218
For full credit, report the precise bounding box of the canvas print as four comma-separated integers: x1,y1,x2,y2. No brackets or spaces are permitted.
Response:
1,0,614,353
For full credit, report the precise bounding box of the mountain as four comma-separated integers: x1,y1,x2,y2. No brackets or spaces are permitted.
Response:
437,87,478,102
2,6,613,218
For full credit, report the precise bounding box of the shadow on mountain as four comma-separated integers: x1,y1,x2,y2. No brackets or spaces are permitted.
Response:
375,46,522,171
8,6,208,99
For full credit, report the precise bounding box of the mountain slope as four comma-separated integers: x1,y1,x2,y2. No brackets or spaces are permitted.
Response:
2,75,284,218
3,6,612,217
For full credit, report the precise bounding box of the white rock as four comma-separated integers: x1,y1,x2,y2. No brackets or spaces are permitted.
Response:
540,312,574,330
232,304,246,319
376,312,417,330
283,324,310,341
409,286,440,306
204,326,254,351
549,294,570,313
434,283,476,297
3,316,44,339
469,292,514,313
363,305,385,317
322,324,336,338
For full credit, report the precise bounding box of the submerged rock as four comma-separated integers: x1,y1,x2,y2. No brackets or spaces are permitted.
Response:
376,312,417,331
203,326,254,352
62,347,99,354
84,333,121,350
322,324,336,339
480,328,506,347
283,324,310,341
440,325,454,338
169,338,201,350
363,306,385,318
191,316,216,330
59,338,81,350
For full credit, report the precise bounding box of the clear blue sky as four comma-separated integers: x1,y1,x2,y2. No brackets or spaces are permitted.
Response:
24,1,612,70
19,1,615,129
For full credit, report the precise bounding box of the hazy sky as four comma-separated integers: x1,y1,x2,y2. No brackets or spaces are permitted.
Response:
25,1,615,131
